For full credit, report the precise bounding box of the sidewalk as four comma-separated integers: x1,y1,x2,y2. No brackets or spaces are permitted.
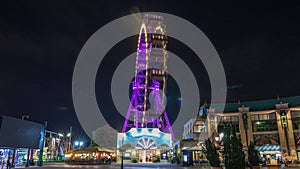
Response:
114,162,178,167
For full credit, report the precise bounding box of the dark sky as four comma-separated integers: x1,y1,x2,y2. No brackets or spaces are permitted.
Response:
0,1,300,135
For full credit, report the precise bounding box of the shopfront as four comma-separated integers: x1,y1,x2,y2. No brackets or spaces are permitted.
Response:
117,128,172,163
255,144,282,165
0,115,45,167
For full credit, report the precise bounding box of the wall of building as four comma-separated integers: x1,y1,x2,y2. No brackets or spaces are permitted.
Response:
212,104,300,160
180,102,300,161
0,115,43,149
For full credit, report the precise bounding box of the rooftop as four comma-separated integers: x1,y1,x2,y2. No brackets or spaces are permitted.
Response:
210,95,300,113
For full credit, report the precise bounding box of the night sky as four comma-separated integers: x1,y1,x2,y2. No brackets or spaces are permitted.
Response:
0,1,300,137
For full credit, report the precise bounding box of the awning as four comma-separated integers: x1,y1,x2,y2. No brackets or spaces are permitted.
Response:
118,143,133,150
255,137,278,145
180,140,198,147
101,147,115,153
186,145,204,151
65,146,115,155
255,144,281,152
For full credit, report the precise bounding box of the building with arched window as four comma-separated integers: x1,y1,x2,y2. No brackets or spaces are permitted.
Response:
117,128,172,163
178,96,300,164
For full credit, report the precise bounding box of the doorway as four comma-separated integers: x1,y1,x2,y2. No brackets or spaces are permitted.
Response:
138,150,153,163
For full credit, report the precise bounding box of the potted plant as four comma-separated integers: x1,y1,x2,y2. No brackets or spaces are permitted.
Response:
131,158,138,163
205,139,222,169
248,141,261,169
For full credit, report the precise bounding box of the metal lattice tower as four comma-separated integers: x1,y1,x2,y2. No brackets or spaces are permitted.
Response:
122,14,174,139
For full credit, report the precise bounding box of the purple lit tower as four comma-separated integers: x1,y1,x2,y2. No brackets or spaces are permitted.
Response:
122,14,174,139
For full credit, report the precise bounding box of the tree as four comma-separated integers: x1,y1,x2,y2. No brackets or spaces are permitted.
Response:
92,124,118,149
248,141,260,166
205,139,221,167
89,139,98,147
223,126,245,169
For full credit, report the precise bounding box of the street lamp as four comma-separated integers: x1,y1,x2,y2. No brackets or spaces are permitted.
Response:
215,136,219,142
121,138,124,169
74,141,84,148
57,133,64,160
65,133,72,152
67,126,72,152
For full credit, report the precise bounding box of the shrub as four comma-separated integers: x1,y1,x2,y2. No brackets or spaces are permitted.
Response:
248,141,260,166
205,139,221,167
131,158,138,163
223,126,245,169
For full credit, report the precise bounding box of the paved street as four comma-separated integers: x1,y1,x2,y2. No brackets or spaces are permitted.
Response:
16,162,207,169
13,163,300,169
13,162,300,169
43,163,191,169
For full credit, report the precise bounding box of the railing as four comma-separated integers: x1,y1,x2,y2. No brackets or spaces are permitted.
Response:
64,159,112,165
192,160,209,166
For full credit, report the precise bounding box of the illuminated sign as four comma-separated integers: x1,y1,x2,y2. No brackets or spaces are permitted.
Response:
117,128,172,150
183,155,188,162
131,128,161,138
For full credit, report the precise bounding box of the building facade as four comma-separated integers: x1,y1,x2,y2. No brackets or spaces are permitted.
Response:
117,128,172,163
179,96,300,164
174,106,208,164
0,115,45,167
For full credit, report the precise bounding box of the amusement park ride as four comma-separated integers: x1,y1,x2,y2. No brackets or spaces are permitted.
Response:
42,130,72,160
122,14,174,139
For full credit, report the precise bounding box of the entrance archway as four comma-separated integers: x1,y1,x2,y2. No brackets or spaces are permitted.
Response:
135,138,157,163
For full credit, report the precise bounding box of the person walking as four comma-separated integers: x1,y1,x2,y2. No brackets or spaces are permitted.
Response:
246,161,253,169
6,157,10,169
1,159,4,169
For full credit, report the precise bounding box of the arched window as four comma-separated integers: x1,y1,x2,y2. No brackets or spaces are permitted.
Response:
255,137,278,145
136,138,157,149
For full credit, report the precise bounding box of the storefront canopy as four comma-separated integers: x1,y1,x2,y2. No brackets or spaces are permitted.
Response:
101,147,115,153
255,144,281,152
185,145,204,151
117,128,172,150
255,137,279,145
66,146,115,154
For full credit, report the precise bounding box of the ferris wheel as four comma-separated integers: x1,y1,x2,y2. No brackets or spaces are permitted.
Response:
122,14,174,139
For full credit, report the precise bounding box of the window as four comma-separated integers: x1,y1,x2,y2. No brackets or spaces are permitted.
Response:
218,116,240,133
194,121,206,133
291,111,300,130
251,112,278,132
136,138,157,149
251,113,276,121
291,111,300,118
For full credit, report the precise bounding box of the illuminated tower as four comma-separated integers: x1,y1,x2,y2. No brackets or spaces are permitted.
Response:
122,14,174,139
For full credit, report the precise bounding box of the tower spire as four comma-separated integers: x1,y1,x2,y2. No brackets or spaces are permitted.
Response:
122,14,174,139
